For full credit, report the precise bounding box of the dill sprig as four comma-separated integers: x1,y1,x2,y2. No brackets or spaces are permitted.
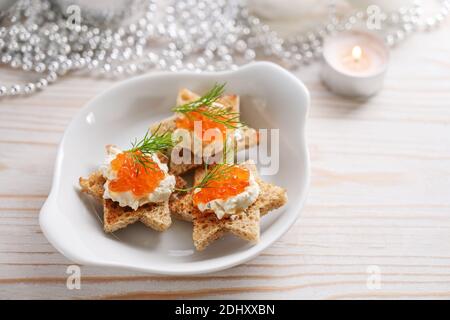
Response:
126,125,174,172
176,134,236,192
175,162,234,193
172,83,245,129
173,83,226,113
194,163,234,189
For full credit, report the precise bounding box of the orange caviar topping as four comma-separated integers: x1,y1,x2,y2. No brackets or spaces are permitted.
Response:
175,106,227,143
108,151,164,197
193,165,250,207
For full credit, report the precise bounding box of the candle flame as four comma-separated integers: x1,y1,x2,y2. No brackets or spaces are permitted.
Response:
352,45,362,62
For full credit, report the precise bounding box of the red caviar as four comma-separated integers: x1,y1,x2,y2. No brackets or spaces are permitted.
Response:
192,165,250,207
108,151,164,197
175,106,227,143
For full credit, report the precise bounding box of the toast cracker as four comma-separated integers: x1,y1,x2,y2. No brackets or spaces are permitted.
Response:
170,161,287,222
171,161,287,250
79,172,186,233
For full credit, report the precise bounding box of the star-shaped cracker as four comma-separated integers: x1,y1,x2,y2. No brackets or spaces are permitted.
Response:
169,161,287,251
79,170,186,233
150,88,259,176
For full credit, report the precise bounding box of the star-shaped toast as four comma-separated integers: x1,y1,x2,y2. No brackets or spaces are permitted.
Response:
150,87,259,176
79,158,187,233
169,160,288,251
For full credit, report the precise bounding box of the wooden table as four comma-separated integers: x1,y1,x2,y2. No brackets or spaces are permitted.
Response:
1,23,449,299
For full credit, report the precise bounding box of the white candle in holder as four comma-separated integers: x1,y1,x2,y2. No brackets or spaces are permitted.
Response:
321,30,390,97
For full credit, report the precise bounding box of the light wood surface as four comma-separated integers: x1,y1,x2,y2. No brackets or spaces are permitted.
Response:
1,23,450,299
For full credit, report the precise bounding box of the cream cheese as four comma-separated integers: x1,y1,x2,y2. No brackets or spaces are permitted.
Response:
195,169,260,219
100,145,175,210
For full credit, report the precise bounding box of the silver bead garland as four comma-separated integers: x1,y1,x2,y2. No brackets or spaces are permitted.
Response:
0,0,449,98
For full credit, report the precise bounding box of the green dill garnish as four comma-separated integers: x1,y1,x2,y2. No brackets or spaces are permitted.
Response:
172,83,245,129
176,133,236,192
175,162,234,193
194,163,234,189
126,125,174,173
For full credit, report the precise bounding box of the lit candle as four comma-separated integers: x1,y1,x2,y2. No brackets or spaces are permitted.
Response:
352,46,362,62
321,31,390,97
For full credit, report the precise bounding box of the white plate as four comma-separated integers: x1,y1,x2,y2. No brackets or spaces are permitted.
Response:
39,62,310,275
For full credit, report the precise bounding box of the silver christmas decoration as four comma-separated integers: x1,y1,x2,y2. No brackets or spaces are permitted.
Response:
0,0,449,98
